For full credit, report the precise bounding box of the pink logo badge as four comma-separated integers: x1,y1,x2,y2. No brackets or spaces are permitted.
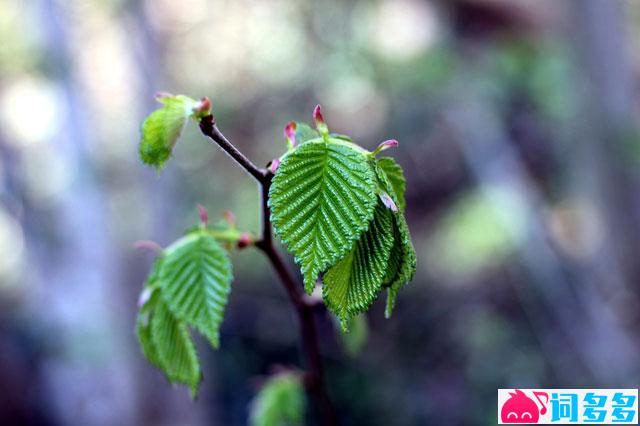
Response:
500,389,549,423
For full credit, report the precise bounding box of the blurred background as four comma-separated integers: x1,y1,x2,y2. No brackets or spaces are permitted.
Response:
1,0,639,424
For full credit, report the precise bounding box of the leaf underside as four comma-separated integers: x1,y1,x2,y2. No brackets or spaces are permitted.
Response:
323,201,394,327
159,230,233,348
269,140,378,293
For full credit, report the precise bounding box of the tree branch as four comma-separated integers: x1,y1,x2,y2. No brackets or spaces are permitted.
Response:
199,113,338,426
199,115,268,183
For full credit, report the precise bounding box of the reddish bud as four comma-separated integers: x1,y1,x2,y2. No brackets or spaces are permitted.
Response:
193,96,212,118
313,104,329,135
223,210,236,226
269,158,281,174
380,192,399,213
373,139,398,155
197,204,209,226
284,121,297,147
133,240,163,253
237,232,252,249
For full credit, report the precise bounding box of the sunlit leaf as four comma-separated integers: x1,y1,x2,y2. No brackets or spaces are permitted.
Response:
269,140,378,292
159,230,233,348
139,94,198,170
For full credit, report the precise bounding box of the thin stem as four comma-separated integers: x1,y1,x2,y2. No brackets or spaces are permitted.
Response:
199,115,267,183
199,114,338,426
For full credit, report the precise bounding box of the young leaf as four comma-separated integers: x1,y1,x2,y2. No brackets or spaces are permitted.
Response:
384,213,417,318
374,158,416,317
139,94,198,170
136,287,163,369
249,372,305,426
159,230,233,348
323,202,394,327
377,157,407,211
149,298,201,397
269,140,378,292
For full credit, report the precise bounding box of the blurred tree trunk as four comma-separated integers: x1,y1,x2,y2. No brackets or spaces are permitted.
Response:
568,0,639,384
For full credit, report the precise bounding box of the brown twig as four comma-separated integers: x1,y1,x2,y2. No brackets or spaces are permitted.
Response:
199,114,338,426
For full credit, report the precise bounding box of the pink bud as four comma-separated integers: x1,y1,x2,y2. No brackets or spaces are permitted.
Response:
223,210,236,226
284,121,297,147
197,204,209,225
313,104,329,135
380,192,398,212
193,96,212,118
133,240,163,253
313,104,324,124
237,232,252,249
269,158,281,174
376,139,398,153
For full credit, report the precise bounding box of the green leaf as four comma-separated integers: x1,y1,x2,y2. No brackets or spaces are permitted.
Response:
336,314,369,358
377,157,406,211
374,158,416,318
294,122,320,145
139,95,198,170
384,213,417,318
136,287,162,369
323,201,394,327
150,298,201,397
249,372,305,426
159,230,233,348
269,140,378,292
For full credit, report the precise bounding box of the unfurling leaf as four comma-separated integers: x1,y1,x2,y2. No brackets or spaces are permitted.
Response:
135,218,235,397
136,286,201,397
384,213,416,318
375,160,416,317
377,157,407,211
139,94,198,170
323,202,394,327
269,140,377,293
249,372,305,426
159,230,233,348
